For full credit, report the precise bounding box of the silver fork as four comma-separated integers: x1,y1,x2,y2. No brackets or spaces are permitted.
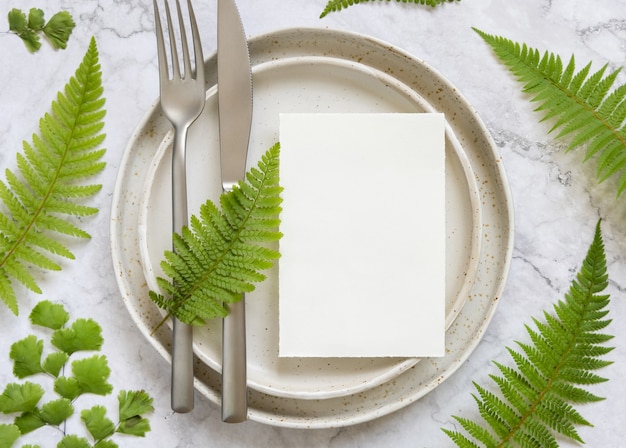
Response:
153,0,205,413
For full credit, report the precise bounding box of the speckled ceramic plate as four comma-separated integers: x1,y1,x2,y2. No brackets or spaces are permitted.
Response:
111,28,513,427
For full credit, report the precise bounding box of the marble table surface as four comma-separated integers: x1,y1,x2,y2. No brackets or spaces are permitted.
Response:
1,0,625,446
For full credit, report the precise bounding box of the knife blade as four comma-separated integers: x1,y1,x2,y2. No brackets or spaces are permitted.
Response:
217,0,252,423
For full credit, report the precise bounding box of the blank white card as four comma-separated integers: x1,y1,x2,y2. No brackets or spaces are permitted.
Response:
278,113,445,357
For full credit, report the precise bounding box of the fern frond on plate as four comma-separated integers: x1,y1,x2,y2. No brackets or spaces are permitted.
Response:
476,28,626,196
443,220,613,447
149,143,282,327
0,37,106,316
319,0,459,18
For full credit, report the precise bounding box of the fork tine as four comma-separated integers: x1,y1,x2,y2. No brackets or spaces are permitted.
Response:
175,0,192,79
164,0,181,80
153,0,169,82
187,0,203,82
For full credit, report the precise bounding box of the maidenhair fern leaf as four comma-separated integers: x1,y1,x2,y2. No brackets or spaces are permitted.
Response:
319,0,459,18
149,143,282,327
0,37,106,315
8,8,75,52
443,220,613,447
475,29,626,196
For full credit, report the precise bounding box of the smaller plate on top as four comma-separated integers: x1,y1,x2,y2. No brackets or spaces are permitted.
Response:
137,55,482,399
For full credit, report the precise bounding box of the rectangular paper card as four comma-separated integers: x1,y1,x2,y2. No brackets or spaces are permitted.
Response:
278,113,446,358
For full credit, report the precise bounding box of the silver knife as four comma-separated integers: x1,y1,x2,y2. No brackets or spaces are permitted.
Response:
217,0,252,423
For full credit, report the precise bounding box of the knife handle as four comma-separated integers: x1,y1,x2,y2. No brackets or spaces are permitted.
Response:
222,297,248,422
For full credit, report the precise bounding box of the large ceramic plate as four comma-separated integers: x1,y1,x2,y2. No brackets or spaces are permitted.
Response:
111,28,513,427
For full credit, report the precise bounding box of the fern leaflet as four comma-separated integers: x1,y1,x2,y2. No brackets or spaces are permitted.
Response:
475,28,626,196
442,220,613,447
0,37,106,316
319,0,459,18
149,143,282,328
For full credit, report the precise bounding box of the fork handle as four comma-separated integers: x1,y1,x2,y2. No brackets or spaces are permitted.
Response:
171,126,194,413
172,317,194,412
222,297,247,422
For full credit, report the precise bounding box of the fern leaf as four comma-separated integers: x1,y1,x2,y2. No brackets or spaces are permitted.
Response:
444,220,613,447
149,143,283,327
319,0,459,18
475,28,626,196
442,422,483,448
0,37,106,315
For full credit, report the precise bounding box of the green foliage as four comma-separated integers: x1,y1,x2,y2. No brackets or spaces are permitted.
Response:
0,37,107,315
81,406,115,441
52,319,104,354
149,143,283,327
320,0,460,18
7,8,75,52
0,300,154,447
116,390,154,437
0,382,44,414
0,424,21,447
443,220,613,447
29,300,70,330
57,435,90,448
475,28,626,196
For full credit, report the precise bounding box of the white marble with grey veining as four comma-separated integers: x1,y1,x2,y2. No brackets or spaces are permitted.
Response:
1,0,625,446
